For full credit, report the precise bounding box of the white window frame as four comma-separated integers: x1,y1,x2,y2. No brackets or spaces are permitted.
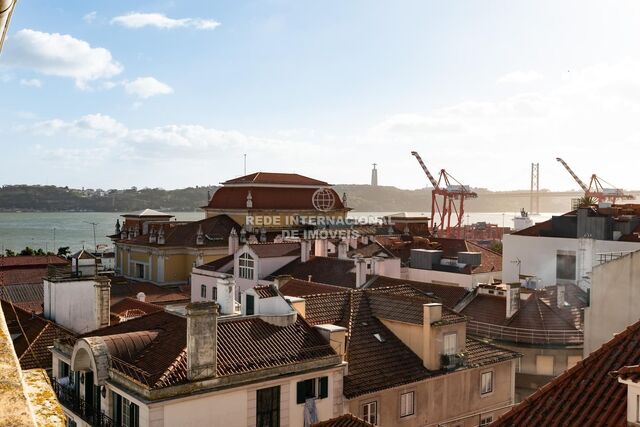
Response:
239,253,255,280
480,415,493,426
400,391,415,418
481,371,493,395
363,400,378,425
443,333,457,355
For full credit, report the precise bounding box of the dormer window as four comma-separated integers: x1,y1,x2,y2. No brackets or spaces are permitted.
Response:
444,333,457,355
239,253,255,280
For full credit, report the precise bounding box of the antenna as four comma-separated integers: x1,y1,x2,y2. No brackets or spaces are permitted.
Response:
244,154,247,175
84,221,98,252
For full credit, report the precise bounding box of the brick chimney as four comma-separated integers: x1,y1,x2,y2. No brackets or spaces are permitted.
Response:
300,239,311,263
186,302,219,381
94,279,111,330
354,255,367,288
337,240,349,260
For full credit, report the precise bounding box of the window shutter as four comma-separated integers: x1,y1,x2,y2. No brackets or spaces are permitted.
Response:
319,376,329,399
296,381,306,404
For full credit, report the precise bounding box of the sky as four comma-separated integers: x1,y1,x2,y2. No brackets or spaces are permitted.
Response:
2,1,640,191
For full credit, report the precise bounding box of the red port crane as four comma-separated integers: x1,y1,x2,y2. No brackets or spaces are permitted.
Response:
411,151,478,237
556,157,633,204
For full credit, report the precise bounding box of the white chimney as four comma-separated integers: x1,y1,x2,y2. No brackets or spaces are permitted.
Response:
273,275,292,289
228,228,239,255
196,224,204,246
505,283,521,318
354,255,367,288
95,279,111,330
246,190,253,208
338,240,349,260
136,292,146,302
300,239,311,263
314,239,328,257
217,276,236,315
372,256,385,276
557,284,566,308
186,301,219,381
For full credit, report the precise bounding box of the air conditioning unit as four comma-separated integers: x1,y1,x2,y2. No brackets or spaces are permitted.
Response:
440,352,467,371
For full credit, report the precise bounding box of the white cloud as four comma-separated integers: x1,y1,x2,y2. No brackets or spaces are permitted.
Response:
19,78,42,88
83,11,97,24
123,77,173,99
3,29,123,88
33,114,128,139
497,70,543,84
111,13,220,30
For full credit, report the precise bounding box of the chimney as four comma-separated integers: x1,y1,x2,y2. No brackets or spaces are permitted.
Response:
217,277,236,315
186,301,219,381
196,224,204,246
288,296,306,318
136,292,146,302
315,324,347,361
557,284,566,308
259,227,267,243
157,227,165,245
372,256,385,276
337,240,349,260
246,190,253,208
505,283,520,318
422,303,442,370
314,239,328,257
273,275,292,289
228,228,239,255
240,227,247,244
148,227,157,244
354,255,367,288
300,239,311,263
94,279,111,330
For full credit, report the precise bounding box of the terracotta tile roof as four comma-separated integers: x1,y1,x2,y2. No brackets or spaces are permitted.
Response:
347,242,394,259
78,310,336,389
610,364,640,382
269,256,356,288
110,297,163,322
0,256,68,268
70,249,96,260
119,215,240,248
302,287,518,398
493,318,640,426
279,278,349,297
0,283,44,313
249,242,300,258
312,414,374,427
222,172,330,186
1,300,74,370
0,268,48,286
366,276,470,309
196,254,234,273
460,285,586,345
253,285,279,298
109,277,190,305
206,187,345,210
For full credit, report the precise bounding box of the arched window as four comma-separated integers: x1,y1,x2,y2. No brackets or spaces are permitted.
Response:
201,284,207,299
239,253,255,280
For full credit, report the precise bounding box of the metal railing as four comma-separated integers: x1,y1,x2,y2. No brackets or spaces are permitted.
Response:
52,378,115,427
596,251,634,264
467,320,583,345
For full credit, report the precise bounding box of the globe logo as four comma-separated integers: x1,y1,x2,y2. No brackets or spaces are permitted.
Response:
312,188,336,212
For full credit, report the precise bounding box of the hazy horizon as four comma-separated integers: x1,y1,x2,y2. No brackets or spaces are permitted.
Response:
3,1,640,191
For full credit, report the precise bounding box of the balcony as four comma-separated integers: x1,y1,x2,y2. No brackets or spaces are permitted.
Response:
467,320,583,345
52,378,115,427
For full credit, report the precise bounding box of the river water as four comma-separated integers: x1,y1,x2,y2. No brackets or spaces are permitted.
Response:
0,211,556,254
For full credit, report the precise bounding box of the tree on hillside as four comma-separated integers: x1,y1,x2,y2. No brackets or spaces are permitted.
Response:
19,247,35,256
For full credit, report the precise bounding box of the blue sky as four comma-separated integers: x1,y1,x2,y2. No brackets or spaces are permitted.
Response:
2,1,640,191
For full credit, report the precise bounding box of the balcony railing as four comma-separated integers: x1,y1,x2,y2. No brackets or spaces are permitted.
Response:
52,378,115,427
467,320,583,345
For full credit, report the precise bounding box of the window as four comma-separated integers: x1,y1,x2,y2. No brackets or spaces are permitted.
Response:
112,392,140,427
246,294,255,315
211,286,217,300
239,253,255,280
58,360,70,379
200,284,207,299
296,377,328,404
135,263,145,279
400,391,415,418
480,415,493,426
363,401,378,425
556,250,576,282
257,386,280,427
536,355,554,376
481,371,493,395
444,333,457,355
